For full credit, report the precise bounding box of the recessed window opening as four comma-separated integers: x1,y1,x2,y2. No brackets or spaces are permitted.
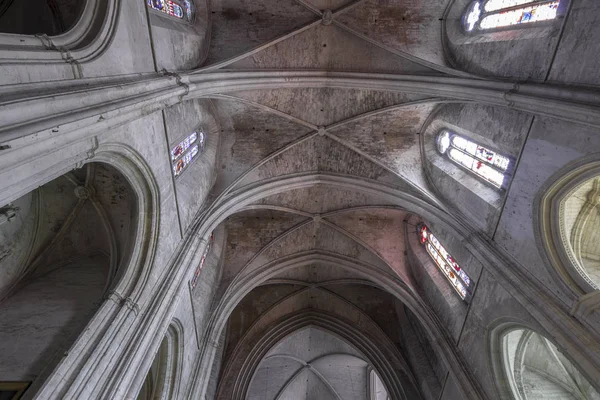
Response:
146,0,194,21
171,130,206,177
418,224,472,300
463,0,563,32
191,232,213,289
437,130,511,189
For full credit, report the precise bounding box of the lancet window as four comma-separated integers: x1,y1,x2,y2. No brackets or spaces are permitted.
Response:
437,130,511,189
147,0,194,21
191,233,213,289
419,224,472,300
464,0,562,32
171,130,206,177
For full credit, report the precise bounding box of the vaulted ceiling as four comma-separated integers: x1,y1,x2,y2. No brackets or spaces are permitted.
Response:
201,0,469,398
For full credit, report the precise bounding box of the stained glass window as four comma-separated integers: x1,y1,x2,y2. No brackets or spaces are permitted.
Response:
198,131,206,153
419,224,471,300
171,130,206,177
171,131,197,161
437,130,510,189
191,233,213,288
183,0,194,20
464,0,561,32
147,0,185,19
173,145,198,176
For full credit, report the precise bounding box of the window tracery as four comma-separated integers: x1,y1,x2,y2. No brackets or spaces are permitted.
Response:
418,224,472,300
437,130,511,189
171,130,205,177
146,0,194,21
464,0,562,32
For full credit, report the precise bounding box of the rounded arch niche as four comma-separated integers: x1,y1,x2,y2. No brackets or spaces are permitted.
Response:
489,323,600,400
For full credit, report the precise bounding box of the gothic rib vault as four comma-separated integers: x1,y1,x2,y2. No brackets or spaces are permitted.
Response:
1,0,600,399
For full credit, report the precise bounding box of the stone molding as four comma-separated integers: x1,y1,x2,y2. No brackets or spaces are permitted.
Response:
0,0,120,70
3,70,600,151
3,71,600,206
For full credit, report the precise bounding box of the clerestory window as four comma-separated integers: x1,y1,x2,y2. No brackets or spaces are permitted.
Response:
463,0,562,32
191,232,213,289
418,224,472,300
437,130,511,189
147,0,194,21
171,130,206,177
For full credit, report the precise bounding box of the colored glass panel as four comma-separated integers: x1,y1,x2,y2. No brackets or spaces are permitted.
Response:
173,145,199,176
171,131,198,161
448,148,506,187
419,225,471,300
183,0,193,20
451,135,510,171
480,1,559,29
192,233,213,288
147,0,184,19
464,0,560,31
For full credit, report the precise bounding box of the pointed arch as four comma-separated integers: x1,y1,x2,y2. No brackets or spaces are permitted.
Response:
224,311,411,400
135,320,184,400
488,320,600,400
537,157,600,295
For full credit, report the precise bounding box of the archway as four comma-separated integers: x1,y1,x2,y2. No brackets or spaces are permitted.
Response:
0,0,86,36
0,162,138,398
136,322,183,400
490,322,600,400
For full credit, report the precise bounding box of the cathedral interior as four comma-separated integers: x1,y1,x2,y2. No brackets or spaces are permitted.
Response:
0,0,600,399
